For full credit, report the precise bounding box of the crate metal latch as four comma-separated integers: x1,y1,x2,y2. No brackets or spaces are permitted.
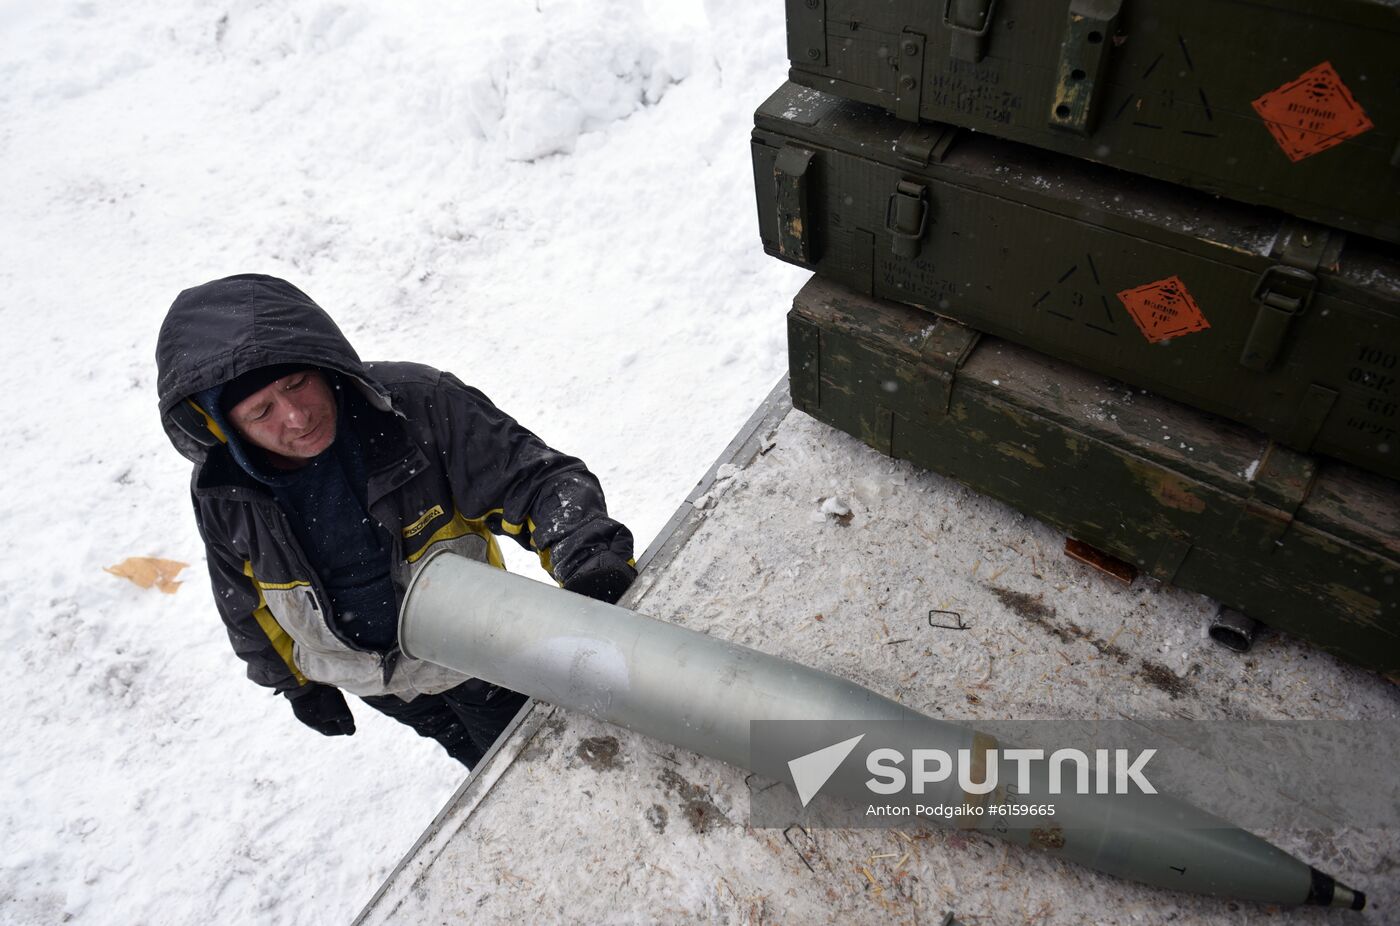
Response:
886,180,930,259
943,0,997,63
1240,221,1341,372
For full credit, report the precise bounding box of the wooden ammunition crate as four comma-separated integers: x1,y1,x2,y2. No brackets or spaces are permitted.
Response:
754,81,1400,480
785,0,1400,244
789,275,1400,675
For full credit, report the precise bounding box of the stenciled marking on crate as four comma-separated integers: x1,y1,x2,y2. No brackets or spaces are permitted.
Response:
1343,344,1399,447
1114,275,1210,344
1250,61,1374,163
1111,34,1219,140
1031,254,1123,338
874,252,959,307
927,58,1024,125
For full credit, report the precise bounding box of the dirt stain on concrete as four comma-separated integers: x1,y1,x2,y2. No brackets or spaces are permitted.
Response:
575,735,622,771
1029,826,1066,850
645,803,668,834
1136,660,1193,700
990,586,1130,664
658,767,730,834
992,586,1197,699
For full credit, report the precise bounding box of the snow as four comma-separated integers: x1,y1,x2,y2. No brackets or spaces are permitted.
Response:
0,1,807,923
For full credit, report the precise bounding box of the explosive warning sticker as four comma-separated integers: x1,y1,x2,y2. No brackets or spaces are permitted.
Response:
1251,61,1374,163
1116,275,1210,344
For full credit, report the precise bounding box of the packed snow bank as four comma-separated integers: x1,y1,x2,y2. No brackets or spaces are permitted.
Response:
0,1,807,923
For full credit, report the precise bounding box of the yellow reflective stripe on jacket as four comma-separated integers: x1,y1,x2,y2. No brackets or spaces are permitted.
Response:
480,509,553,573
242,561,308,686
499,515,535,538
407,510,507,570
188,399,228,444
251,577,312,591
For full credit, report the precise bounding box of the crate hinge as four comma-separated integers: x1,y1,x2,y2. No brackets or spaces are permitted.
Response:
894,31,927,122
896,123,959,166
786,0,827,68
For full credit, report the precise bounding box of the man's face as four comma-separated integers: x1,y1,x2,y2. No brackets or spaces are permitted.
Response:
227,370,337,467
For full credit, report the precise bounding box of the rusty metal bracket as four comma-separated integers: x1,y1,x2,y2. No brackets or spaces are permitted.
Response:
1048,0,1122,135
1065,537,1138,584
774,144,817,264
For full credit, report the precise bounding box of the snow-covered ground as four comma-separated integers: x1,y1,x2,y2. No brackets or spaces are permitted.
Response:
0,2,808,922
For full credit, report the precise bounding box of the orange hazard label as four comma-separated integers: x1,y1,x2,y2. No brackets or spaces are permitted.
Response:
1116,275,1210,344
1251,61,1374,163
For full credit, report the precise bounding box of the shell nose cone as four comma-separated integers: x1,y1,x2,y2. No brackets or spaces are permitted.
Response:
1307,868,1365,910
1334,884,1366,911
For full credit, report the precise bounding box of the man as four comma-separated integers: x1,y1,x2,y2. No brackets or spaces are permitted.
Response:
155,274,636,767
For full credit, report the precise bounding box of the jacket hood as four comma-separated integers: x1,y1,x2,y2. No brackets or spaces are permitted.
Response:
156,274,390,463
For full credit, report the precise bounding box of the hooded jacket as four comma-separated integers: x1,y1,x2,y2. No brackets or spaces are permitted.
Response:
156,274,634,699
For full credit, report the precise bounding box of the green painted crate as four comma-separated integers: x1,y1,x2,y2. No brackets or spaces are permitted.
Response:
754,81,1400,480
786,0,1400,244
789,274,1400,676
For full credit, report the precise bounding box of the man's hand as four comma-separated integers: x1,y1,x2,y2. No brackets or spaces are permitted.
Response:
563,552,637,605
285,683,356,736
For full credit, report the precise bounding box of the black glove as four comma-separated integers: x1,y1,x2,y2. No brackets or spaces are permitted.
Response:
285,683,356,737
563,553,637,605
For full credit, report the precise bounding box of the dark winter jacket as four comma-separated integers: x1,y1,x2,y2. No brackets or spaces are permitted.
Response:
155,274,634,699
261,391,400,652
